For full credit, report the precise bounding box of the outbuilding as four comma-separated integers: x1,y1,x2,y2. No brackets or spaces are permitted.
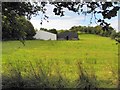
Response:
57,31,79,40
34,30,57,40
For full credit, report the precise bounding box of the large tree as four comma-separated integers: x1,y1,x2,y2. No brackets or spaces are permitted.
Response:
2,15,36,40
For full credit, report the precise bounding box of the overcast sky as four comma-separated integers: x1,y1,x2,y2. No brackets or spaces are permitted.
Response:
30,4,119,31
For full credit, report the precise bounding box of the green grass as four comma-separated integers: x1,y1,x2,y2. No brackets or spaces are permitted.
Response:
2,34,118,88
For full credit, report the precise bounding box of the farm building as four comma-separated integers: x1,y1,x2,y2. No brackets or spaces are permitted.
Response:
57,31,79,40
34,30,57,40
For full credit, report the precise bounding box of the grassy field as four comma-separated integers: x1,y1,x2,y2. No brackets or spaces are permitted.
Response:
2,34,118,88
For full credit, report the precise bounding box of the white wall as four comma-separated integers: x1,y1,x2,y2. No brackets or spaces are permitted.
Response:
34,30,57,40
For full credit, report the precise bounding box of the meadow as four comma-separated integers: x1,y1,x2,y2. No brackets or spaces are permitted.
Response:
2,33,118,88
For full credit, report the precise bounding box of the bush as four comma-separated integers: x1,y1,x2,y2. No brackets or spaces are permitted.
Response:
110,30,117,39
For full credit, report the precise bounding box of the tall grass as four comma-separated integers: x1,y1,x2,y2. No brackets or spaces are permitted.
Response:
2,34,118,88
76,62,99,89
2,59,100,89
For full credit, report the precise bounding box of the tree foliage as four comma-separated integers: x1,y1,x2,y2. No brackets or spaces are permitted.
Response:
48,29,58,34
2,2,41,41
70,25,114,36
40,28,48,31
49,2,120,30
40,28,58,34
2,16,36,40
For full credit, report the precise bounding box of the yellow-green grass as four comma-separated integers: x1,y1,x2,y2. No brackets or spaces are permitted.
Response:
2,34,118,88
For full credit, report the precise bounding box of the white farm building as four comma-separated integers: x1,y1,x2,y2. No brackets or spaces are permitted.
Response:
34,30,57,40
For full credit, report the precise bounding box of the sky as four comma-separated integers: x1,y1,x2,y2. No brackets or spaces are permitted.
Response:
30,4,119,31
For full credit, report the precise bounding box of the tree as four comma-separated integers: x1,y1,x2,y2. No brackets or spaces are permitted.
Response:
70,26,80,32
48,29,58,34
2,16,36,40
2,2,41,41
116,32,120,38
20,17,36,40
110,30,117,39
95,26,102,35
40,28,48,31
2,15,13,40
58,30,65,33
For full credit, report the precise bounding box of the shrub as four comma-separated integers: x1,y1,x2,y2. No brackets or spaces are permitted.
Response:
110,30,117,39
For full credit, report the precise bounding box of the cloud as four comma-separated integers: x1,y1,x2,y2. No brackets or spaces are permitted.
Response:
30,16,85,30
108,17,118,31
30,4,119,31
30,4,85,30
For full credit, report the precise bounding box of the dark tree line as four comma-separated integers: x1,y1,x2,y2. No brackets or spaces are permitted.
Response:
70,25,114,36
69,25,120,42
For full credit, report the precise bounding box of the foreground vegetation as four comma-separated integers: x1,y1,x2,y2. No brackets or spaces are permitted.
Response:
2,34,118,88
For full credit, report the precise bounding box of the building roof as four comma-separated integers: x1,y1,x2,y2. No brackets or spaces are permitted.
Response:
37,30,56,35
34,30,57,40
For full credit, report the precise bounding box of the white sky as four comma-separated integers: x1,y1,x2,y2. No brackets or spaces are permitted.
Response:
30,4,119,31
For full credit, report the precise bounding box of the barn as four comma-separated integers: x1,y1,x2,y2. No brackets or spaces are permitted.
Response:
34,30,57,40
57,31,79,40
